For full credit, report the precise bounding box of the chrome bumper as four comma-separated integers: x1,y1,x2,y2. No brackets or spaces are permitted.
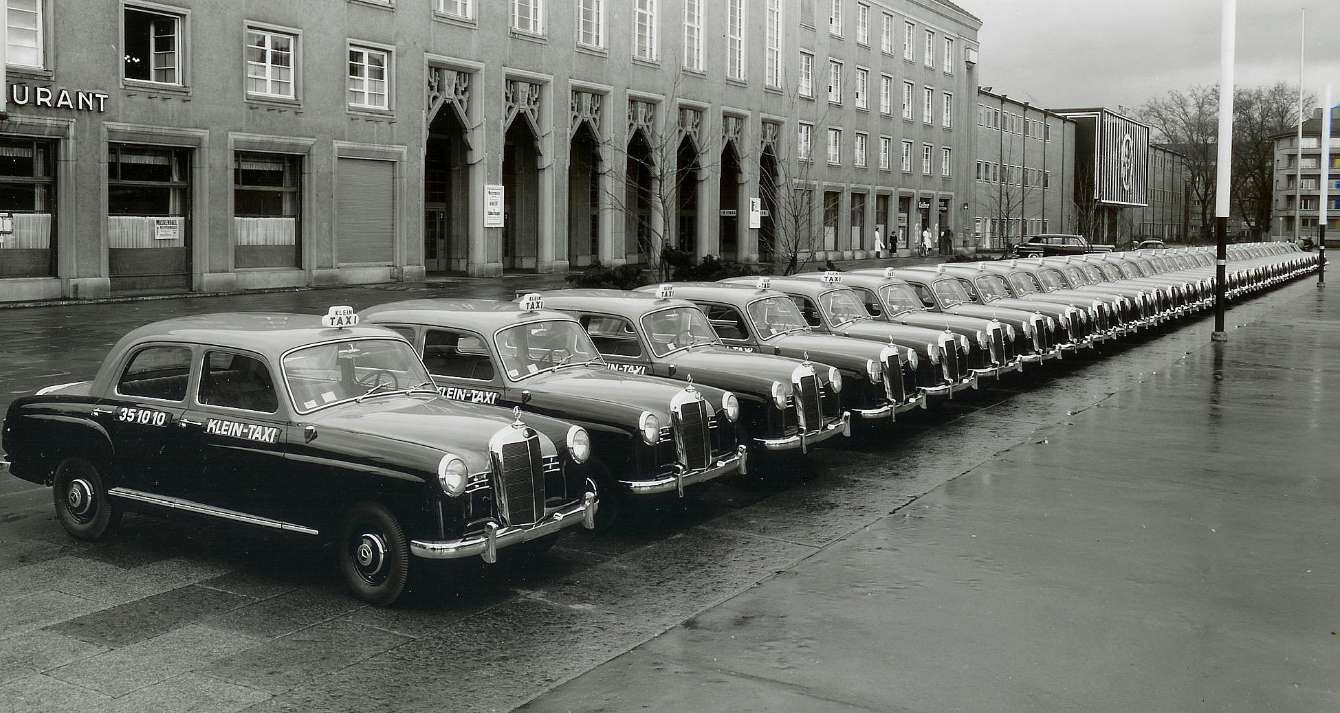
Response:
972,360,1023,379
756,411,851,452
621,445,748,495
922,373,979,398
410,492,597,562
1020,348,1063,363
893,393,929,414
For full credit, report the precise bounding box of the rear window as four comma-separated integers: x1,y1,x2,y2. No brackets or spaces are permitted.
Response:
117,345,192,402
199,351,278,413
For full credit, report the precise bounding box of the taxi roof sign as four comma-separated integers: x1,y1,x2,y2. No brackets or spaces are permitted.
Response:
755,276,772,290
655,284,675,300
882,267,897,279
518,293,545,312
821,271,843,284
322,306,358,329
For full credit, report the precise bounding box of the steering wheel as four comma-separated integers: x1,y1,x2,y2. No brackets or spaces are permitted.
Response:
355,369,400,390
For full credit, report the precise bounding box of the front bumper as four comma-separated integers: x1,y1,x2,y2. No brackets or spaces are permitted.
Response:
922,372,979,398
894,392,929,414
410,492,597,563
1020,347,1063,363
971,360,1023,379
621,445,748,495
756,411,851,452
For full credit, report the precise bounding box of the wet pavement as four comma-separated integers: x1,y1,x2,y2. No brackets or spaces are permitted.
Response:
0,274,1333,712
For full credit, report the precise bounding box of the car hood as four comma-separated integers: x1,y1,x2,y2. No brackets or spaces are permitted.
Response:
983,298,1072,318
666,348,813,396
830,321,960,352
526,366,721,421
945,303,1039,327
887,311,999,337
765,332,889,371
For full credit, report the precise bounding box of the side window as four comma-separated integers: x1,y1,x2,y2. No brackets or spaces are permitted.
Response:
198,351,278,413
117,346,193,401
580,315,644,358
911,283,937,308
384,326,417,345
424,329,495,381
958,278,980,300
855,287,882,316
790,296,823,327
703,304,750,340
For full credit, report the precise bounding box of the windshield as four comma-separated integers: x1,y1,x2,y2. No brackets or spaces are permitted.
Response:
1114,261,1142,279
879,284,925,314
1035,269,1067,290
495,320,603,381
1078,264,1106,283
975,274,1011,301
1007,272,1039,295
747,296,810,339
932,278,972,307
641,307,722,356
283,339,433,413
820,289,873,326
1063,267,1089,286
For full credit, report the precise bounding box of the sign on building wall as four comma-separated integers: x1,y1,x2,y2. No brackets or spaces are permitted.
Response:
7,83,109,112
484,184,505,228
1096,112,1150,206
152,219,179,241
748,198,762,229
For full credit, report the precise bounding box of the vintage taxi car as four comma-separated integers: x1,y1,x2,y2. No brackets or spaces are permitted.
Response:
910,264,1092,354
653,280,939,414
0,308,596,606
361,295,745,528
970,262,1125,343
536,287,851,451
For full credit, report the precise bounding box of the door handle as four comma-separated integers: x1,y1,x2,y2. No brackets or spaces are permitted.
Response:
90,407,114,417
179,418,203,429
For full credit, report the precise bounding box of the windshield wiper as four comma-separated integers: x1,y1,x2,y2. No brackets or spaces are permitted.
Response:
356,381,395,402
407,380,439,394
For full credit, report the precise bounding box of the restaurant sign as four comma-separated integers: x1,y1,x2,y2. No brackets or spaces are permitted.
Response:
8,83,109,112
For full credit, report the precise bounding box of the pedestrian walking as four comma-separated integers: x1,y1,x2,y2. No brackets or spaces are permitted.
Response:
921,226,933,256
873,227,884,259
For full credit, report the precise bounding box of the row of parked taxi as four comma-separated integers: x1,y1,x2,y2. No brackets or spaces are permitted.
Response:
1,242,1316,604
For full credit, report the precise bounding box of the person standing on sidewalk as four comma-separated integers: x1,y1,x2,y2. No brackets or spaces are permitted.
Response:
873,227,884,259
921,226,933,256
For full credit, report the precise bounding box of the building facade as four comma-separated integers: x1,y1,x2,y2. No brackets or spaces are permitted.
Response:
1272,106,1340,244
0,0,980,303
972,89,1076,251
1132,144,1191,244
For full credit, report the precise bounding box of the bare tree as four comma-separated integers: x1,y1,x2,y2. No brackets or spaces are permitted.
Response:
1070,161,1102,239
984,135,1034,249
1232,83,1312,239
1141,86,1218,242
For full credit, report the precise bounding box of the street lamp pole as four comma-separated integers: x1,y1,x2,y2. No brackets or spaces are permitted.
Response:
1294,9,1304,243
1320,84,1330,286
1212,0,1236,342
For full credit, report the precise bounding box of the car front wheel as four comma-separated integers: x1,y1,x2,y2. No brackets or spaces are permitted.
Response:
337,502,411,606
52,457,122,542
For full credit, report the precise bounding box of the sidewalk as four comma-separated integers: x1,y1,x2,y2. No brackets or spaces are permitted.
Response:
517,280,1339,713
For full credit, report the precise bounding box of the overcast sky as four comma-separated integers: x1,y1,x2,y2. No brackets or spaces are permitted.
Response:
965,0,1340,113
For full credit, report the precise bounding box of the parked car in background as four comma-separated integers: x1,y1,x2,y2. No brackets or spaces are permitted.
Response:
1134,239,1167,250
1011,234,1115,258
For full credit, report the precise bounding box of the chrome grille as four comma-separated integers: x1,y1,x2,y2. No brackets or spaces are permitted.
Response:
939,336,960,382
1032,316,1048,351
674,399,712,472
497,436,544,527
882,350,906,402
795,373,822,431
989,326,1006,365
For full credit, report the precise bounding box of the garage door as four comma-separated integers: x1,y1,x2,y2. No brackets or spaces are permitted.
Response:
336,158,394,265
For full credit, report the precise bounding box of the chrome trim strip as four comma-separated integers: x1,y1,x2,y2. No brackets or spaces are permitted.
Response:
411,492,597,561
107,487,319,535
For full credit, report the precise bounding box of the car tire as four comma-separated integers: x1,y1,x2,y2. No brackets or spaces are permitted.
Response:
337,502,411,607
52,457,122,542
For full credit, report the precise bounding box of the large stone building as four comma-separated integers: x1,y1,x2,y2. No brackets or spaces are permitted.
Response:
1272,106,1340,245
0,0,981,303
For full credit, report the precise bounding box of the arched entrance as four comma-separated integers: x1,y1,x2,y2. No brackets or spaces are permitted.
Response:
758,146,778,263
568,124,600,268
424,107,470,273
718,142,741,261
675,136,700,255
625,130,655,265
503,119,541,271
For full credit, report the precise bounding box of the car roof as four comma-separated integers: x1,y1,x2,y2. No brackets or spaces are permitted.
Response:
653,281,789,305
361,299,579,332
720,276,836,297
115,313,401,361
793,271,910,289
540,289,700,318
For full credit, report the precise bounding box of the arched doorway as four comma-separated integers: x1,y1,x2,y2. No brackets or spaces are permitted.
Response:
718,142,741,261
424,107,470,273
625,131,655,265
568,124,600,268
675,136,700,255
503,119,541,271
758,146,778,263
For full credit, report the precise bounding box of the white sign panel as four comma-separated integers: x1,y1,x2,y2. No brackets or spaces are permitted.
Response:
484,184,505,228
153,218,179,241
748,198,762,229
0,213,13,235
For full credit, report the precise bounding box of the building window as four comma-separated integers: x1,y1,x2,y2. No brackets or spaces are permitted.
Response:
902,81,913,120
123,6,182,85
234,152,302,269
798,122,813,161
682,0,702,71
827,127,842,165
798,51,814,97
765,0,781,87
828,0,842,36
633,0,656,60
879,136,891,170
879,74,892,114
942,92,953,128
903,21,914,61
512,0,543,34
941,147,951,177
245,28,295,100
854,132,867,167
855,3,869,45
437,0,472,20
1045,122,1052,141
828,59,842,104
922,86,932,124
577,0,603,47
921,143,932,175
347,44,389,110
726,0,744,80
7,0,43,68
854,68,868,109
1044,170,1051,188
923,29,934,68
943,37,954,73
0,139,55,278
880,13,893,54
901,140,912,172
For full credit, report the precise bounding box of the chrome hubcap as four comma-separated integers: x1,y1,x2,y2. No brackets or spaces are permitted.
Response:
66,478,95,519
353,533,387,582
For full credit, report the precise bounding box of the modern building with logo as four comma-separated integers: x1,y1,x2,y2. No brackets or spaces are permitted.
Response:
1272,106,1340,245
0,0,980,304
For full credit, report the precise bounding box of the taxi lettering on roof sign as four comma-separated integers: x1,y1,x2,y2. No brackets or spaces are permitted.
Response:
755,277,772,290
822,271,843,284
322,306,358,328
655,284,675,300
883,267,897,279
519,293,545,312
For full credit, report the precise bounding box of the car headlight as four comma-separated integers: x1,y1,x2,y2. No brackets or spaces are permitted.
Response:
976,330,988,348
926,342,941,363
827,366,843,393
1005,323,1016,340
1045,316,1056,331
865,359,882,384
1020,319,1034,337
770,380,790,410
721,393,740,423
437,454,469,497
566,426,591,464
905,347,918,370
638,411,660,445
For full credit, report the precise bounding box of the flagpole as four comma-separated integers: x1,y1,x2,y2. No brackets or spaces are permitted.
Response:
1294,8,1304,243
1211,0,1236,342
1319,84,1330,286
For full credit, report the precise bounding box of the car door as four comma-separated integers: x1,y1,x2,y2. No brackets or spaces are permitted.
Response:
700,303,763,354
576,313,653,376
95,343,193,494
177,349,291,521
421,328,506,408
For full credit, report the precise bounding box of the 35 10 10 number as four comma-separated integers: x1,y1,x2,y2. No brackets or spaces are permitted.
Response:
117,407,168,427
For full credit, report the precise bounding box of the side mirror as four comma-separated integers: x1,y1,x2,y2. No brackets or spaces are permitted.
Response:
521,390,532,406
667,364,677,377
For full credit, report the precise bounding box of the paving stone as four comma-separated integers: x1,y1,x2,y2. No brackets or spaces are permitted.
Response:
47,584,255,648
204,586,365,639
0,630,106,685
0,589,103,641
49,624,263,697
0,672,112,713
0,537,67,573
207,620,412,694
102,672,271,713
195,570,302,601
